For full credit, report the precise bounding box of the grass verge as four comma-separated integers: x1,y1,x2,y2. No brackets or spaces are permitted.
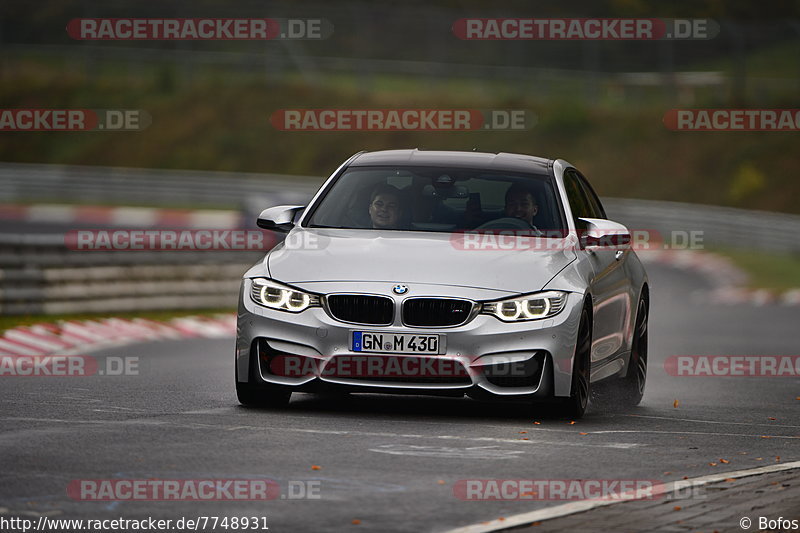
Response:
710,248,800,292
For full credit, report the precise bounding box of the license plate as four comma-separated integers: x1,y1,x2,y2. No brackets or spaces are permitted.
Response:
352,332,441,355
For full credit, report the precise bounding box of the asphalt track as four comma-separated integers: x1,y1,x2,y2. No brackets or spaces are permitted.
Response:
1,262,798,532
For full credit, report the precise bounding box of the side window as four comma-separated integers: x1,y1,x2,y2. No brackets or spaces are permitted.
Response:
576,172,606,219
563,170,591,230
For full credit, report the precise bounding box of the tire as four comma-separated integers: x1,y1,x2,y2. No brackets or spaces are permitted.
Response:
235,348,292,408
616,295,648,407
556,307,591,419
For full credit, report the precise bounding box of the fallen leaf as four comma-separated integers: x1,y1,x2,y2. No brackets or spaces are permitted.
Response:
761,435,771,439
521,438,529,440
796,397,800,401
709,462,717,466
719,459,729,464
724,478,736,482
498,517,506,521
352,520,361,525
673,506,682,511
663,471,672,475
311,465,322,470
518,431,527,434
755,458,763,461
579,432,588,436
534,421,541,425
673,399,679,408
776,456,781,462
437,480,446,485
569,421,575,425
768,417,776,420
532,522,541,526
682,476,688,480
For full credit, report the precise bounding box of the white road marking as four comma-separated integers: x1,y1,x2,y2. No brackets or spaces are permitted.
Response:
444,460,800,533
0,417,641,449
274,428,641,449
59,396,101,402
624,413,800,429
370,444,525,459
587,430,800,439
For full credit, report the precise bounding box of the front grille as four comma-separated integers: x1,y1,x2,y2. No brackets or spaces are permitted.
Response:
403,298,474,327
326,294,394,325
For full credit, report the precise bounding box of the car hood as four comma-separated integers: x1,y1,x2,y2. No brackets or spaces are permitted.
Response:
266,228,576,294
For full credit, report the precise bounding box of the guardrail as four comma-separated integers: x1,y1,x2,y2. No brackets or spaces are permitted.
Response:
0,162,320,209
2,163,799,316
0,233,262,315
3,162,799,252
602,198,800,254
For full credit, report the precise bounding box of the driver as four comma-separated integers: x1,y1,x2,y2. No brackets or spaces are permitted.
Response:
504,183,539,227
368,184,404,229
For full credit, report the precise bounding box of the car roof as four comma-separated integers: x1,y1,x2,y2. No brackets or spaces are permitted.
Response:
348,149,553,174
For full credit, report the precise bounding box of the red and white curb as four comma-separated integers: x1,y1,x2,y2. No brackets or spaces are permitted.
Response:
0,204,242,229
0,314,236,357
637,249,800,307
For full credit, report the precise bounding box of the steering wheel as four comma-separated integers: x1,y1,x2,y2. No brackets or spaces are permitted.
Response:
474,217,542,234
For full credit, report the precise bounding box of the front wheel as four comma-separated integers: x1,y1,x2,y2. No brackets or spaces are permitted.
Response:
235,350,292,408
236,380,292,408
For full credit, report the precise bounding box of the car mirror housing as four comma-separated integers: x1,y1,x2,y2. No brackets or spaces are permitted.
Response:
578,218,631,249
256,205,306,233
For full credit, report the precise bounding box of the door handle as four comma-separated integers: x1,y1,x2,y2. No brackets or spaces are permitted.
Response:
615,250,624,261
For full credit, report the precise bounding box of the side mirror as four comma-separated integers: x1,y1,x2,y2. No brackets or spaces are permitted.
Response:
578,218,631,249
256,205,305,233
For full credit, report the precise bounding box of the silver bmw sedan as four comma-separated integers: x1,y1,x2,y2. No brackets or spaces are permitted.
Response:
235,149,648,418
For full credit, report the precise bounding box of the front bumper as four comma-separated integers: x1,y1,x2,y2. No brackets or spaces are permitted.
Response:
235,280,584,399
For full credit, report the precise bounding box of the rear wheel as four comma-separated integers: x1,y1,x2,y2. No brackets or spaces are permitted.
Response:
593,295,648,409
235,349,292,408
617,296,648,406
556,307,591,419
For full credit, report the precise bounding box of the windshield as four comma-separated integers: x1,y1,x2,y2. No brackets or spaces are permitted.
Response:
305,165,566,234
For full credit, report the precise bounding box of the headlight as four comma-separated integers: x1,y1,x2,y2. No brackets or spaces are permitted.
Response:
482,291,568,322
249,278,320,313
